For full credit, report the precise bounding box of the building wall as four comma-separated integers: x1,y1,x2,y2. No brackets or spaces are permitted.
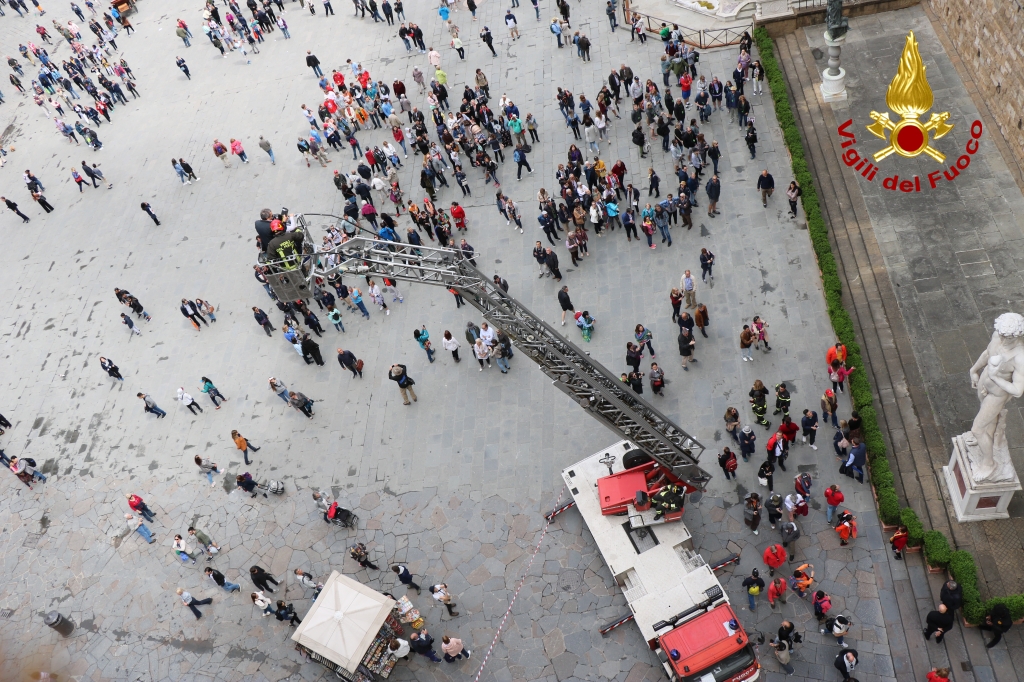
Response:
928,0,1024,176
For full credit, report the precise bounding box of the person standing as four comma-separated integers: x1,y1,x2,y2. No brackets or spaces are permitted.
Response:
442,331,461,362
694,303,710,338
677,327,696,371
743,492,761,535
2,197,30,222
741,568,764,612
253,307,275,336
923,604,954,643
413,326,436,363
774,641,795,676
410,631,443,662
349,542,380,569
545,248,562,281
824,484,844,526
749,379,770,429
705,174,721,218
289,391,314,418
176,588,213,619
821,388,839,428
800,409,818,450
337,347,362,377
505,9,519,40
767,576,787,609
141,202,160,225
391,564,422,593
979,603,1012,648
557,286,573,326
232,429,260,465
389,364,417,404
137,393,167,418
680,270,697,309
762,543,787,577
739,425,756,462
176,57,190,79
834,650,858,681
718,447,738,480
173,534,198,564
180,299,208,329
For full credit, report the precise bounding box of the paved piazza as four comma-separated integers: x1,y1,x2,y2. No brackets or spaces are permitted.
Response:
0,1,905,681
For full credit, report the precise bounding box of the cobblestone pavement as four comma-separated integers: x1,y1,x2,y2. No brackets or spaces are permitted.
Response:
0,1,898,680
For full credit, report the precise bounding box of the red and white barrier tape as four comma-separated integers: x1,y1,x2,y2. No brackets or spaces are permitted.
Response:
472,487,565,682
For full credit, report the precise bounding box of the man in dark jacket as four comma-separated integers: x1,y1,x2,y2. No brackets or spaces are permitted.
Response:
180,299,209,328
410,630,442,662
847,439,866,483
305,50,323,77
741,568,764,611
940,579,963,612
255,208,274,250
253,307,275,336
205,567,241,592
980,603,1012,648
756,169,775,207
301,334,325,366
337,348,362,377
545,248,562,281
631,125,646,158
739,425,756,461
705,174,721,218
923,604,954,643
834,650,858,680
557,285,574,325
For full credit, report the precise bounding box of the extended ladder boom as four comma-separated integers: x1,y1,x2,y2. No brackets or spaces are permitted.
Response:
269,225,711,490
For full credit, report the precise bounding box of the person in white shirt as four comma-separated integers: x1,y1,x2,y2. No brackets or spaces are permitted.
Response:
479,322,496,345
389,637,411,659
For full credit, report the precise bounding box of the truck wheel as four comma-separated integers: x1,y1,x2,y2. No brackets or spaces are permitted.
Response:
622,449,652,470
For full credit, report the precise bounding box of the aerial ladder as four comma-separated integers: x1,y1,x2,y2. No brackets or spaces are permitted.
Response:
262,214,712,494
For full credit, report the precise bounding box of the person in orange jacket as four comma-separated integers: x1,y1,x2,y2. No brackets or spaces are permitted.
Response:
791,563,814,598
763,543,787,577
767,577,787,609
836,512,858,546
826,341,847,368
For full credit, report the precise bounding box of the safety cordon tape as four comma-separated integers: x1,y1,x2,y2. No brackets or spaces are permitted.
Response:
472,486,565,682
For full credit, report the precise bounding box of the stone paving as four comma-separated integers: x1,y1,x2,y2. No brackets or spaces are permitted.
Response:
0,0,899,680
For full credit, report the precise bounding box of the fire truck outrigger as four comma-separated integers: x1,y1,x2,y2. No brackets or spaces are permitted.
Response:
262,216,760,681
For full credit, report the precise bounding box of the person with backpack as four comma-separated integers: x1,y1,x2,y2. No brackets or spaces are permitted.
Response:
513,144,533,180
790,563,814,598
741,568,764,612
836,512,857,546
822,614,851,647
812,590,833,621
718,447,738,480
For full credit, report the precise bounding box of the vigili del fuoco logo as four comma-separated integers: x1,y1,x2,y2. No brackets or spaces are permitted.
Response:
836,31,983,193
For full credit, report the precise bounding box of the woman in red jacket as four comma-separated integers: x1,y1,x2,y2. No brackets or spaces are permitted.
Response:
824,484,844,526
890,524,909,560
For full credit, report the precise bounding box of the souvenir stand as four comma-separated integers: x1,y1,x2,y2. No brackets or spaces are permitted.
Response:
292,571,405,681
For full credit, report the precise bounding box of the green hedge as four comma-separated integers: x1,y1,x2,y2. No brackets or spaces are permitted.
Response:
923,530,951,568
753,27,998,624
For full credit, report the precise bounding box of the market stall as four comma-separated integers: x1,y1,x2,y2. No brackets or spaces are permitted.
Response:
292,571,405,681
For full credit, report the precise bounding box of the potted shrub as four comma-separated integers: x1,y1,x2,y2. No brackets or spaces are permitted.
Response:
923,531,951,572
878,488,900,531
900,508,925,551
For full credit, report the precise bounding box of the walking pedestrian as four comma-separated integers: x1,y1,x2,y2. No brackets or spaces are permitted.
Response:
413,326,436,363
194,455,222,486
774,641,795,676
289,391,314,418
125,513,155,543
391,564,421,593
442,331,461,362
249,565,279,593
718,447,738,480
350,542,380,569
121,313,141,336
180,298,208,329
232,429,260,465
200,377,227,408
429,583,460,617
557,286,573,325
410,630,443,662
127,493,156,522
177,388,203,415
337,348,363,377
306,50,323,77
139,202,161,225
137,393,166,418
258,136,275,164
834,650,858,681
176,588,213,620
2,197,29,223
176,56,190,79
206,567,241,592
923,604,954,643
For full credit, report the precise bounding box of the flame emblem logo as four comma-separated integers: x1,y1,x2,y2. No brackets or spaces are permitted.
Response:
866,31,953,162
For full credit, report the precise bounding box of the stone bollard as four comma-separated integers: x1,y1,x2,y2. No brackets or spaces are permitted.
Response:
43,611,75,637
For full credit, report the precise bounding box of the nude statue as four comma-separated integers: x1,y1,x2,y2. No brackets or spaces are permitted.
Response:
964,313,1024,482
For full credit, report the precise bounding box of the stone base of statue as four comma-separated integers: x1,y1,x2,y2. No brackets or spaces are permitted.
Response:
944,434,1021,522
820,32,848,103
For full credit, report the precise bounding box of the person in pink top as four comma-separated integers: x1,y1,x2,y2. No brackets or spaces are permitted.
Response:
829,359,856,394
440,635,471,662
230,138,249,163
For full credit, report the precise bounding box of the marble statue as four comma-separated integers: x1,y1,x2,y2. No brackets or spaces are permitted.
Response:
963,313,1024,482
825,0,849,41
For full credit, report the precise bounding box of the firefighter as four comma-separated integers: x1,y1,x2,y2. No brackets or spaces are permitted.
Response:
773,382,791,417
749,379,771,429
651,485,685,519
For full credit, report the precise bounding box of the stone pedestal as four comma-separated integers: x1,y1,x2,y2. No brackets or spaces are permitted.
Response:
820,32,848,103
943,435,1021,522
